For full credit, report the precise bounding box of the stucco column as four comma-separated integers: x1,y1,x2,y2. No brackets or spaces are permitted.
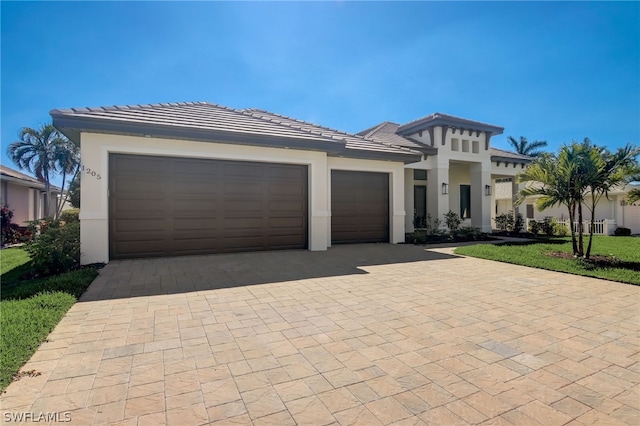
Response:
511,179,521,216
426,164,449,229
309,156,329,251
470,162,492,232
390,166,406,244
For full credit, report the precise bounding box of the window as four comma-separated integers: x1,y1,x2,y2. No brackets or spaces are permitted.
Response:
462,139,469,152
413,169,427,181
451,138,459,151
460,184,471,218
414,185,427,228
526,204,534,219
472,141,479,154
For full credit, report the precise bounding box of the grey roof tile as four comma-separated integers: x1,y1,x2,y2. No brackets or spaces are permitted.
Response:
397,112,504,136
242,109,423,157
51,102,423,162
357,121,437,154
490,148,533,162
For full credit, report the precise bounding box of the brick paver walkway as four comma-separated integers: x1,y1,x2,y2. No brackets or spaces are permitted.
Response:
1,244,638,425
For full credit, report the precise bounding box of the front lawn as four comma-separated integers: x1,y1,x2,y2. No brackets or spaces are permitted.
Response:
454,236,640,285
0,248,98,391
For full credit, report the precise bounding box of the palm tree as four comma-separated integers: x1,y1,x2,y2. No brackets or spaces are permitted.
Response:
517,149,581,254
584,143,639,258
626,174,640,204
518,139,639,259
7,124,67,218
54,139,80,217
507,136,548,157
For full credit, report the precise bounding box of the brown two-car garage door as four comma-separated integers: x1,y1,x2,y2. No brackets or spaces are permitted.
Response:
109,154,307,259
331,170,389,244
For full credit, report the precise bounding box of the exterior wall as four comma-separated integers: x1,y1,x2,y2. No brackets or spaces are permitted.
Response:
404,127,495,232
529,198,617,222
80,132,407,264
3,183,32,225
328,157,406,245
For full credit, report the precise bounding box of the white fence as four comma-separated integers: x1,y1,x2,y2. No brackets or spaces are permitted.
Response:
525,218,617,235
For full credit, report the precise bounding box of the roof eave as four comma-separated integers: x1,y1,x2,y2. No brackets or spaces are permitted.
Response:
397,117,504,137
330,150,423,164
51,114,349,156
490,155,532,164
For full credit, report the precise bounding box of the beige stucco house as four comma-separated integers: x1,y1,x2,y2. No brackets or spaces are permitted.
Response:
0,164,63,225
51,102,530,264
497,181,640,235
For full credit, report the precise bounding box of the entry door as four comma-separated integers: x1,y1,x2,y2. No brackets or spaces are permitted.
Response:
414,185,427,228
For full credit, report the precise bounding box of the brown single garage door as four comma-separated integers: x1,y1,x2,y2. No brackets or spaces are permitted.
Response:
331,170,389,244
109,154,307,259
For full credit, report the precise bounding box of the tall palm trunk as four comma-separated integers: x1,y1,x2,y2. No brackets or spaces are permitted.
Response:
568,202,578,255
576,202,584,257
585,191,597,260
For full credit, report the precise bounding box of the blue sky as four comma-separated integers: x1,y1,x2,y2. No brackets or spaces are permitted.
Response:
2,1,639,185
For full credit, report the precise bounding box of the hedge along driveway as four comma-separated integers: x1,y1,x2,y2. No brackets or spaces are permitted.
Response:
1,244,638,425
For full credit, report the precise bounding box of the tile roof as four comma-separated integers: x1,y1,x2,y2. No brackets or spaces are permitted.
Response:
356,121,437,155
1,164,43,185
0,164,62,191
51,102,423,162
242,109,425,157
489,148,533,162
397,112,504,136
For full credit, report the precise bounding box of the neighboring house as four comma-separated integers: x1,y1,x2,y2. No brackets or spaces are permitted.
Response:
0,164,63,225
51,102,531,264
495,180,640,234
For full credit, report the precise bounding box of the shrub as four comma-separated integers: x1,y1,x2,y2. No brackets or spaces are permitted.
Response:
540,217,555,236
614,227,631,236
553,222,568,237
494,212,513,231
26,220,80,277
444,210,462,234
413,212,426,229
457,226,484,240
406,230,428,244
60,209,80,223
513,213,524,234
529,220,541,235
494,211,523,233
1,207,21,245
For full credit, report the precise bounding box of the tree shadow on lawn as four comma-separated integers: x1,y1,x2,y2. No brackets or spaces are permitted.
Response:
495,239,640,271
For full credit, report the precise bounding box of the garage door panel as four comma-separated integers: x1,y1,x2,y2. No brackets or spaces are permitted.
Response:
173,181,220,195
268,183,305,197
110,154,307,259
113,156,167,174
172,159,221,176
172,219,218,231
331,170,389,244
268,217,305,229
222,163,265,178
113,178,165,194
224,183,263,196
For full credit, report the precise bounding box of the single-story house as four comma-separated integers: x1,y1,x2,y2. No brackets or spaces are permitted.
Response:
0,164,63,225
51,101,531,264
496,181,640,235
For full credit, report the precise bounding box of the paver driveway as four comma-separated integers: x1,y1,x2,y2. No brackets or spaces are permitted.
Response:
1,244,638,425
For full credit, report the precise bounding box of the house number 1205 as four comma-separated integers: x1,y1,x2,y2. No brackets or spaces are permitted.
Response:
80,165,102,180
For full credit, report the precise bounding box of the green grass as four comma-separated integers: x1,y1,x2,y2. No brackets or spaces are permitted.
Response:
454,236,640,285
0,248,98,390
